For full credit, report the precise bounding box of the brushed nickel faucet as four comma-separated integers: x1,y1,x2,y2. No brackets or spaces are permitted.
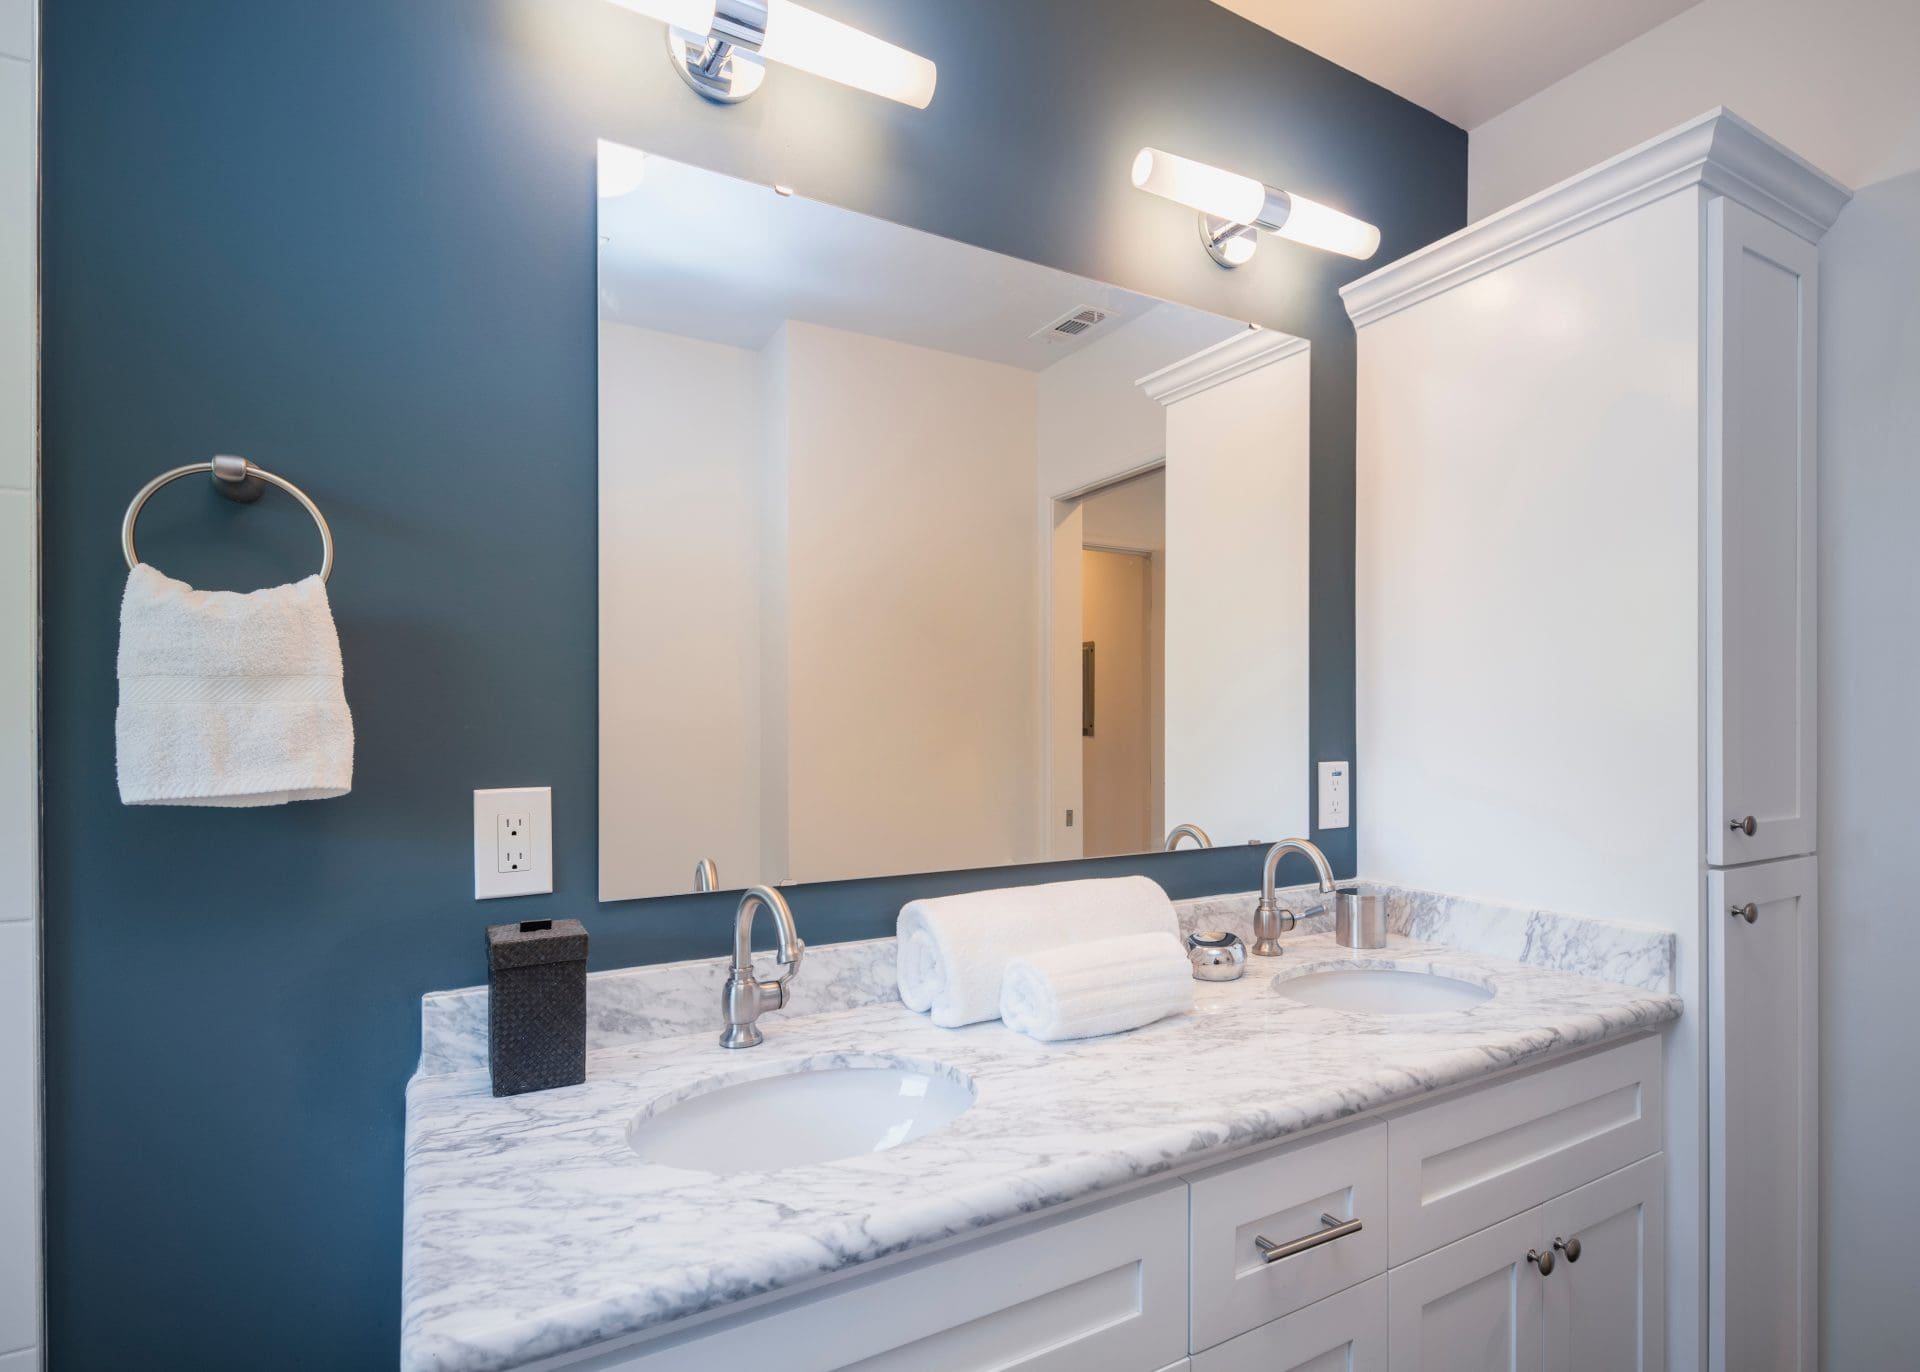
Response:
1252,838,1336,956
694,858,719,893
1164,823,1213,851
719,885,805,1049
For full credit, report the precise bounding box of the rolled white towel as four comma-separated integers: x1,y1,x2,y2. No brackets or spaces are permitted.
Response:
1000,932,1195,1042
896,876,1178,1028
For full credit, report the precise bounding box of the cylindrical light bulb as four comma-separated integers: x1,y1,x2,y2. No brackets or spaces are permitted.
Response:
759,0,937,108
605,0,720,33
1274,192,1381,260
1130,148,1265,226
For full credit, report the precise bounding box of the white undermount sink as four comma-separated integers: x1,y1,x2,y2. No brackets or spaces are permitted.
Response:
1273,966,1494,1015
628,1059,975,1174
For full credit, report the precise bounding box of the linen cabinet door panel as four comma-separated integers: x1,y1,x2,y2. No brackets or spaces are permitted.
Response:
1705,195,1819,867
1193,1276,1387,1372
1708,859,1817,1372
1541,1154,1665,1372
1387,1209,1546,1372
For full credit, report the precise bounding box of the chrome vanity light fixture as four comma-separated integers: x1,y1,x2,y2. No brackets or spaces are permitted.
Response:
1130,148,1381,266
607,0,936,108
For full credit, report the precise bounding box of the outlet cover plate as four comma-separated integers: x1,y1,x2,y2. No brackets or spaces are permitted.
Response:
1317,761,1351,830
474,786,552,899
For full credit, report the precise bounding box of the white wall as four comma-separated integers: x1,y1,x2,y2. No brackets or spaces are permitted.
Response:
1810,170,1920,1368
778,321,1042,883
1162,345,1312,848
1350,192,1711,1371
1467,0,1920,220
1355,192,1703,926
0,0,36,1365
1466,11,1920,1361
598,322,764,900
1037,305,1244,499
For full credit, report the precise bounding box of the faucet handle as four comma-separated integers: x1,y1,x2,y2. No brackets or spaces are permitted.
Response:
772,937,806,1002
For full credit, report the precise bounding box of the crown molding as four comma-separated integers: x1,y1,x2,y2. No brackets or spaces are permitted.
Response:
1342,108,1852,331
1136,326,1310,405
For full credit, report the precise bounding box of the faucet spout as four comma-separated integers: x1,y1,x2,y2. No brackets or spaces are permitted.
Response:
721,885,805,1049
1251,837,1335,957
1165,823,1213,851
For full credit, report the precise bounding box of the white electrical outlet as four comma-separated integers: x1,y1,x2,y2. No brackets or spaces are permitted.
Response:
474,787,552,899
1318,761,1351,829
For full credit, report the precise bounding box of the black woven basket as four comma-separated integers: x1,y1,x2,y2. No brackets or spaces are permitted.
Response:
486,918,588,1097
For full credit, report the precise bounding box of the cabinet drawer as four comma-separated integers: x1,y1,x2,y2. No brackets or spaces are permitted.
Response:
1186,1121,1387,1351
1191,1276,1386,1372
1387,1035,1662,1266
563,1182,1189,1372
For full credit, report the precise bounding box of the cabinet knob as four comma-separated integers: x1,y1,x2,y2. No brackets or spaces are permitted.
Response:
1729,815,1757,836
1528,1247,1555,1276
1731,902,1759,924
1554,1236,1582,1263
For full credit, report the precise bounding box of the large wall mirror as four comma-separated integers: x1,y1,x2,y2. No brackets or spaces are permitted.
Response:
598,140,1312,901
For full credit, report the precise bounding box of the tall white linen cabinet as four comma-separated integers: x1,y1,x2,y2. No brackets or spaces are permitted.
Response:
1343,109,1847,1372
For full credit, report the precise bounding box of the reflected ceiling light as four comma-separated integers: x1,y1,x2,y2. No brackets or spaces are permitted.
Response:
1130,148,1380,266
608,0,936,108
597,143,648,199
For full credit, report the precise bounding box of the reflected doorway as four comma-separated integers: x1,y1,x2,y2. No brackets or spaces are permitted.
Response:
1074,469,1164,857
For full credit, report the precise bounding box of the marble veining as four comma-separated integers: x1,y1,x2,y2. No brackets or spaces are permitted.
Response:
418,882,1673,1078
403,928,1680,1370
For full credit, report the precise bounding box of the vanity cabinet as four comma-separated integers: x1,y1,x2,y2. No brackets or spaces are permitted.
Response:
546,1038,1664,1372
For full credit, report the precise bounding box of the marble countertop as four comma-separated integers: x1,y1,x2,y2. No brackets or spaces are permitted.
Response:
401,922,1680,1371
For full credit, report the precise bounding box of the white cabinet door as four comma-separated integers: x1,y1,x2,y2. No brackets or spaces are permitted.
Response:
1707,858,1818,1372
1388,1209,1546,1372
569,1183,1190,1372
1705,196,1819,866
1542,1155,1665,1372
1194,1276,1387,1372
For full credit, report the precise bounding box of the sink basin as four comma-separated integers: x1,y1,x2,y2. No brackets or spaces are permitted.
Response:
1273,966,1494,1015
629,1058,975,1174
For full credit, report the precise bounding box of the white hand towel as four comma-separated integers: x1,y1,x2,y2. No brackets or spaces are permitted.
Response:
1001,932,1195,1042
115,564,354,806
896,875,1178,1028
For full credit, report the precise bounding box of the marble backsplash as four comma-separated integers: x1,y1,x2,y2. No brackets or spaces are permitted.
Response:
418,880,1674,1077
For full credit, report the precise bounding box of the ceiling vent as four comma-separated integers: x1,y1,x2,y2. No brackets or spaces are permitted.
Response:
1032,306,1110,343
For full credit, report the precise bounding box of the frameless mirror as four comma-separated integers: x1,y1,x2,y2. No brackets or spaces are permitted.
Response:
598,140,1311,901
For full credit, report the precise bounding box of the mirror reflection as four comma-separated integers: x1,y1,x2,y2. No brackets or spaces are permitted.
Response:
598,141,1310,900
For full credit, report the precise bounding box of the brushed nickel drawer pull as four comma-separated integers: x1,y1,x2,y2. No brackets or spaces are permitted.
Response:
1255,1212,1363,1264
1732,902,1759,924
1730,815,1757,836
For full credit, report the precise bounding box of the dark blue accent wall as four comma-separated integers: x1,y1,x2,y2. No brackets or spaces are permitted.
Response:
39,1,1463,1364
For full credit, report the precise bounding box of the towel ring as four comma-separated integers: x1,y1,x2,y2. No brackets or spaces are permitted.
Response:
121,455,335,583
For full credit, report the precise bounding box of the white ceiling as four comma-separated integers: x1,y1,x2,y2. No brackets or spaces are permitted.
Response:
597,145,1246,372
1210,0,1703,128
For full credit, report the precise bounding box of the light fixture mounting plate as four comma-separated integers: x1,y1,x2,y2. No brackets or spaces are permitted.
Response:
666,26,766,104
1199,214,1258,269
